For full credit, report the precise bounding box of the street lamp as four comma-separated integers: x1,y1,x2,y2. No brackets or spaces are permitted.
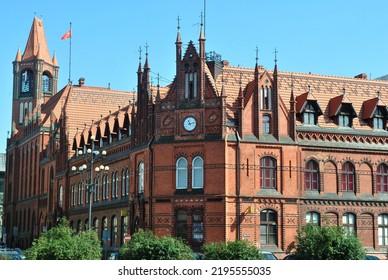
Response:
72,136,108,230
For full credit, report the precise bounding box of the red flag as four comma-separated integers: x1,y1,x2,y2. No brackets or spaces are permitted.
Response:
61,29,71,40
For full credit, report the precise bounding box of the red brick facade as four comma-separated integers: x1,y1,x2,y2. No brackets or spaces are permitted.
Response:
4,18,388,259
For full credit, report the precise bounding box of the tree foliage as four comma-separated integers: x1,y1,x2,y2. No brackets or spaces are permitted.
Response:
294,224,366,260
119,230,194,260
25,217,102,260
203,239,263,260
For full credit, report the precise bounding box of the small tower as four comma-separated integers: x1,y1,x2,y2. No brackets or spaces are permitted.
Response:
12,17,59,133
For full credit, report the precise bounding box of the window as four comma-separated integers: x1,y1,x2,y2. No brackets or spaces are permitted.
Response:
306,211,320,225
184,72,197,99
111,216,118,246
138,162,144,193
192,210,204,243
377,164,388,193
59,185,63,208
262,115,270,134
78,182,83,205
373,108,386,130
338,114,350,127
341,162,355,192
260,157,277,189
176,157,188,189
102,174,109,200
261,86,272,110
21,69,34,94
378,214,388,246
176,210,187,240
112,171,118,199
42,72,52,93
343,213,356,235
77,220,82,233
93,218,99,231
121,169,126,197
121,216,128,245
101,217,108,241
260,209,277,244
305,160,319,191
94,177,100,202
192,156,204,189
303,103,316,125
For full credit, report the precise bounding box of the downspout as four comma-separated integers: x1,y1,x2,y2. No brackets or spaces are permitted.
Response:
148,137,154,231
235,130,241,240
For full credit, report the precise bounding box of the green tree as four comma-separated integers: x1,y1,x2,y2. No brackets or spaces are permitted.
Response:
119,230,194,260
25,217,102,260
294,224,366,260
203,239,263,260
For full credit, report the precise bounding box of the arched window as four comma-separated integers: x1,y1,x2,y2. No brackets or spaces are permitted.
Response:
103,174,109,200
305,160,319,191
138,162,144,193
101,217,108,240
121,216,128,246
192,210,204,243
59,185,63,208
262,115,271,134
21,69,34,94
260,209,277,244
342,162,355,192
125,168,129,196
260,157,277,189
111,216,118,246
78,182,83,205
378,214,388,246
343,213,356,235
377,164,388,193
42,72,52,93
77,220,82,233
261,86,272,110
111,171,118,199
306,211,320,225
175,210,187,240
93,218,99,231
185,72,197,99
192,156,204,189
176,157,188,189
121,169,126,197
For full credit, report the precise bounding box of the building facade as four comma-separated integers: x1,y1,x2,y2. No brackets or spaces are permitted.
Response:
4,18,388,258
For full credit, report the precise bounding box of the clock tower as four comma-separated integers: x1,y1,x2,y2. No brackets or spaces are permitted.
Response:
12,17,59,135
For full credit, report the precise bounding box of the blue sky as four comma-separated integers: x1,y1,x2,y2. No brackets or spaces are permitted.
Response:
1,0,388,154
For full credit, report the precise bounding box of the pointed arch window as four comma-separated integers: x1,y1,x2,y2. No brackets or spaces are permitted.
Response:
21,69,34,94
377,164,388,193
305,160,319,191
176,157,188,189
341,162,355,192
192,156,204,189
260,157,277,189
138,162,144,193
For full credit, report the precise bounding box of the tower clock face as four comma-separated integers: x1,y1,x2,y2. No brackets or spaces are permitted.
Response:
183,116,197,132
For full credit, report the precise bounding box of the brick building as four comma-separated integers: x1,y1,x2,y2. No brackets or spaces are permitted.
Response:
4,17,388,258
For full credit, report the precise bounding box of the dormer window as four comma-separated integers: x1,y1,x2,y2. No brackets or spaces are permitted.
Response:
338,113,351,127
329,91,357,128
303,103,316,125
373,108,386,130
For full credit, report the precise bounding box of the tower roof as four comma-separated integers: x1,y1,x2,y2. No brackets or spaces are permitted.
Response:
22,17,53,63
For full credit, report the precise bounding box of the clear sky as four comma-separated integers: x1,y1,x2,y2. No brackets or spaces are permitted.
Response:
1,0,388,154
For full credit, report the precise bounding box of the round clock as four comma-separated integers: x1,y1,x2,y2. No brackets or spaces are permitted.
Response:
183,116,197,132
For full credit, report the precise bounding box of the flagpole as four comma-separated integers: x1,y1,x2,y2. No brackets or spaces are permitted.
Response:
68,22,72,84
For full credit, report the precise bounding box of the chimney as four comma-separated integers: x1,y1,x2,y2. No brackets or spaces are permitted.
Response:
78,77,85,87
354,73,367,80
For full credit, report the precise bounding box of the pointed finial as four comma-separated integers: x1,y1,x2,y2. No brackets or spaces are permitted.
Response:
255,45,259,64
377,91,381,100
177,15,181,30
343,85,346,96
239,72,243,88
291,74,294,91
138,46,142,63
274,47,278,65
145,42,149,57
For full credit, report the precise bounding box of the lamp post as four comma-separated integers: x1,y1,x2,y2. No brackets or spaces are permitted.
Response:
72,136,108,231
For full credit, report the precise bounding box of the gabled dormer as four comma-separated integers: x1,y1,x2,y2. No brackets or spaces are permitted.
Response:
329,88,357,128
362,94,388,130
296,87,323,125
